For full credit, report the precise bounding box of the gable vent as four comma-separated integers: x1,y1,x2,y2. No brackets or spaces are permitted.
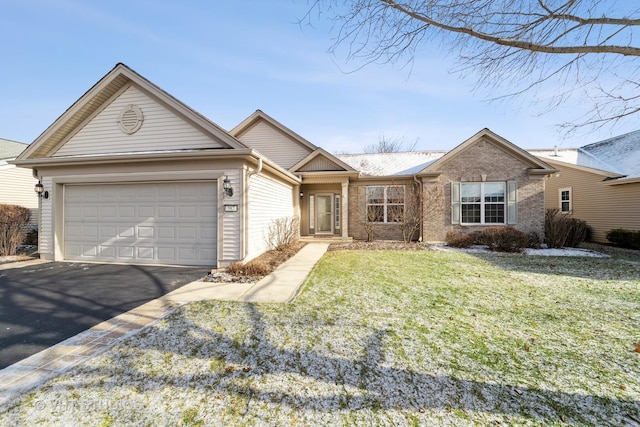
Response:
118,104,144,134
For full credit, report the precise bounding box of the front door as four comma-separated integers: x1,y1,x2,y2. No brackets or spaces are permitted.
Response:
316,194,333,234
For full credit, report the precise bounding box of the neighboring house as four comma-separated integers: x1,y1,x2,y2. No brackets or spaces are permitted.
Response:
531,132,640,243
0,138,39,227
13,63,557,267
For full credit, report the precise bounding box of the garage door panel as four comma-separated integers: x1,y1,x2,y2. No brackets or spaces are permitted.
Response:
99,246,116,258
82,246,98,257
157,227,175,239
118,247,134,259
83,206,99,219
137,205,154,217
100,206,117,218
64,182,217,266
118,206,135,218
100,225,117,237
201,226,216,239
137,226,155,238
82,226,99,238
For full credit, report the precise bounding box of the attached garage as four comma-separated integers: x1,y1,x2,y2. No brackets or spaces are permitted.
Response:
63,181,217,266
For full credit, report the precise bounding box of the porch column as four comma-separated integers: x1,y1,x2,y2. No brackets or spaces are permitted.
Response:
341,180,349,239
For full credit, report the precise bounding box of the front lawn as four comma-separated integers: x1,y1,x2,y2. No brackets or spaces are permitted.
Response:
2,250,639,425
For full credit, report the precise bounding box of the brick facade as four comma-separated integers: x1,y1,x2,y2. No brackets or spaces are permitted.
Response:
422,137,546,242
348,180,419,241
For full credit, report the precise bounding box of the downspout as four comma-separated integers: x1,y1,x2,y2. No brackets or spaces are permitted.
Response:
32,168,42,252
414,175,423,242
243,158,263,260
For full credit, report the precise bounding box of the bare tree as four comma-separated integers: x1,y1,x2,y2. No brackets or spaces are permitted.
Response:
363,134,418,153
396,181,422,243
306,1,640,134
357,186,379,241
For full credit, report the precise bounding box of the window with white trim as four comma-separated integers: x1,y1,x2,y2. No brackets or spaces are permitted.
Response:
335,195,341,230
366,185,405,223
559,187,572,213
460,182,506,224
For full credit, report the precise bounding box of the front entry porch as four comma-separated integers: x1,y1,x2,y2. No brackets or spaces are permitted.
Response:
299,180,350,240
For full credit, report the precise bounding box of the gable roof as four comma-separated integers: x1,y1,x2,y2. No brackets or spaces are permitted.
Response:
339,129,557,178
291,148,357,174
230,110,317,152
531,129,640,184
580,130,640,180
17,63,247,161
420,128,555,176
0,138,28,160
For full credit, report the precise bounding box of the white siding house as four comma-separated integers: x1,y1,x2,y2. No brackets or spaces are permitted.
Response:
14,64,300,267
246,172,296,262
0,138,38,227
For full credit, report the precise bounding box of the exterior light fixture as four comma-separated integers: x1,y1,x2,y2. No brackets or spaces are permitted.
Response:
299,191,304,198
35,181,49,199
223,176,234,197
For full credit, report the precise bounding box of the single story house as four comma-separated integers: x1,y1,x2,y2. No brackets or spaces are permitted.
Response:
13,63,557,267
531,132,640,242
0,138,39,226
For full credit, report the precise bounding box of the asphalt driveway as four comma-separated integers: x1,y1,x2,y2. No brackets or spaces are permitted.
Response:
0,261,208,369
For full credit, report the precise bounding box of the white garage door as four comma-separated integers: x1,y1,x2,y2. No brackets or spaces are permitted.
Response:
64,181,217,266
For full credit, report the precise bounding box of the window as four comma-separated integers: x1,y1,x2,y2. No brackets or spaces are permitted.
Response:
560,188,572,213
309,195,315,229
459,182,506,224
366,185,405,223
335,195,341,230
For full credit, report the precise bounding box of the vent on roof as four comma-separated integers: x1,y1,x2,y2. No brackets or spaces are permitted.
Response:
118,104,144,134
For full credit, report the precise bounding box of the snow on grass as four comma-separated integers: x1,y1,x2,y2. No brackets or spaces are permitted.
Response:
433,243,610,257
1,250,638,425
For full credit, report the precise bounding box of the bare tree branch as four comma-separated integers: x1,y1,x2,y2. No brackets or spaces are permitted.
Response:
307,0,640,133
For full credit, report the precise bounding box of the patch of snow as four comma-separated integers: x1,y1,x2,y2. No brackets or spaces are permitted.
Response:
530,148,618,174
581,130,640,178
432,244,492,254
432,244,609,257
338,151,444,176
523,247,610,257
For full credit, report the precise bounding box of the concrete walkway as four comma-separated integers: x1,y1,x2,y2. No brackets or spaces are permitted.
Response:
0,243,329,411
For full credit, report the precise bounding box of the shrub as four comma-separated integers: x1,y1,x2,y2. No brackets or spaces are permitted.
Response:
545,208,589,248
226,260,271,277
23,227,38,246
606,228,640,250
266,216,300,251
445,230,474,248
480,226,528,253
0,204,31,256
527,231,542,249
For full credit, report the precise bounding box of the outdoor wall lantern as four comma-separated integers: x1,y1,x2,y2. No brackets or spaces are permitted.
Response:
34,181,49,199
300,191,304,198
223,176,234,197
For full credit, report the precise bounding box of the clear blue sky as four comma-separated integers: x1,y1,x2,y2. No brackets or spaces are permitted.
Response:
0,0,635,152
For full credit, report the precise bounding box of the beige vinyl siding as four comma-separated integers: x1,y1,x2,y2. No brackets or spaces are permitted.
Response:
54,85,228,156
298,155,345,172
0,164,38,209
237,121,312,169
246,173,295,261
39,176,54,256
545,164,640,242
221,169,242,262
